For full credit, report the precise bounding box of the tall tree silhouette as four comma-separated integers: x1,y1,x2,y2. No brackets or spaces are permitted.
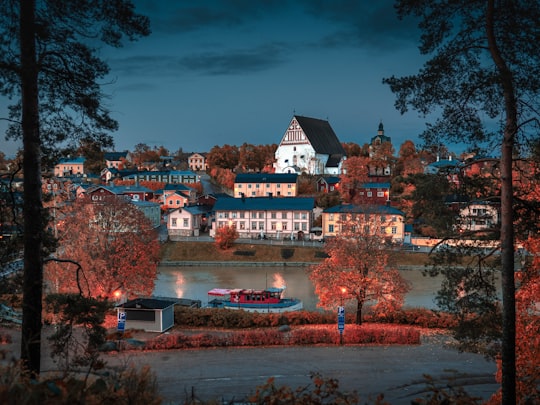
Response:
0,0,150,375
384,2,540,402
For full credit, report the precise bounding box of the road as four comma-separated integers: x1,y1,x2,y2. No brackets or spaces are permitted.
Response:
98,340,497,404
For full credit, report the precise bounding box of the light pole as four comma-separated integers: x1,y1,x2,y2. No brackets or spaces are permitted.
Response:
338,287,346,345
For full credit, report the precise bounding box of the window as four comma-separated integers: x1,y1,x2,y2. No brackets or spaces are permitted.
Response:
248,184,252,188
271,222,277,230
259,212,264,219
301,213,307,220
281,212,287,219
183,218,189,227
251,191,256,196
381,215,386,222
391,226,397,234
377,191,384,197
381,226,386,234
367,191,373,197
256,184,260,188
266,183,270,188
294,222,300,231
282,222,287,231
271,212,277,219
239,222,245,230
329,213,334,220
240,212,245,219
251,222,257,230
341,214,346,221
294,212,300,219
259,222,264,230
288,184,292,188
329,224,334,232
277,184,281,188
301,223,307,231
172,218,177,227
232,212,237,218
251,212,257,218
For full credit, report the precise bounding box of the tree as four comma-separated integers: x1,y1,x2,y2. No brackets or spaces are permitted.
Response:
309,215,410,324
45,197,159,299
0,1,150,375
214,225,239,250
338,156,369,204
383,2,540,401
206,144,240,171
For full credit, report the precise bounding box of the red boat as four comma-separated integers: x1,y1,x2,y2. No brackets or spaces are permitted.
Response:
207,287,303,313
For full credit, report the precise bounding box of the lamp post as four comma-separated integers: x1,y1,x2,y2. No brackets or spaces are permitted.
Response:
338,287,346,345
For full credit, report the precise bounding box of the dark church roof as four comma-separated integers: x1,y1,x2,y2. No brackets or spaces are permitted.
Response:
295,115,346,157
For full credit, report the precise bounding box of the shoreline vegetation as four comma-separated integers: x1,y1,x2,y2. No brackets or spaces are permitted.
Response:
160,240,431,267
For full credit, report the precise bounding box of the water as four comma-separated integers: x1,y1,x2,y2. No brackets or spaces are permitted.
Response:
153,265,444,310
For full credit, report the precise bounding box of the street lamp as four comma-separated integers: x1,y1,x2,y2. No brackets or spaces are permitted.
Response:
338,287,347,345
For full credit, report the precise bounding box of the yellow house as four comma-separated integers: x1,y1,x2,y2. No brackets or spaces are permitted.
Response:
234,173,298,198
322,204,405,244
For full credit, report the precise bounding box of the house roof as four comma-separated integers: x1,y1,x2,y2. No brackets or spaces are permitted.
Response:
318,176,340,185
214,196,315,211
294,115,346,157
163,183,193,191
120,298,176,310
104,151,128,161
234,173,298,183
324,203,404,216
361,182,390,189
57,156,85,165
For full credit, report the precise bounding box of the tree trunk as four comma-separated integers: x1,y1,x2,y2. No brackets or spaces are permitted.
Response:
486,1,516,402
356,300,363,325
20,0,44,377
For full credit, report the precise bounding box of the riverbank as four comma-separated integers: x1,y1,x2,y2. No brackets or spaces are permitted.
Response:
160,240,431,266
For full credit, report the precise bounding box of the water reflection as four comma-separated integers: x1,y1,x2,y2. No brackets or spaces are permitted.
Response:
154,265,445,310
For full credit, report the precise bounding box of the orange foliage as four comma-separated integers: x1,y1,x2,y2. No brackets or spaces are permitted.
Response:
309,222,410,324
488,235,540,404
214,225,239,250
339,156,369,204
45,198,160,299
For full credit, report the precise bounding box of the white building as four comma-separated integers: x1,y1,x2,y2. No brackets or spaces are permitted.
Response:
274,115,346,175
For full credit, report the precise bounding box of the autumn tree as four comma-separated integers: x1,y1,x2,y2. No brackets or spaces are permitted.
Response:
214,225,239,250
309,213,410,324
338,156,369,204
46,197,159,299
207,144,240,171
384,3,540,400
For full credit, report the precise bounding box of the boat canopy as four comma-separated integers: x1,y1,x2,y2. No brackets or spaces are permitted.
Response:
207,287,285,296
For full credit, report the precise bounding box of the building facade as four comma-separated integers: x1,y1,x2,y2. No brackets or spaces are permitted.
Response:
212,197,315,240
322,204,405,244
274,115,346,175
54,156,85,177
234,173,298,198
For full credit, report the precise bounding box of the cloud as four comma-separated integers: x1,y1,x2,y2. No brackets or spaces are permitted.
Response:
178,43,289,75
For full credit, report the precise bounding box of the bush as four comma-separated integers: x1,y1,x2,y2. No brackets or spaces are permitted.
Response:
233,250,256,256
280,248,295,259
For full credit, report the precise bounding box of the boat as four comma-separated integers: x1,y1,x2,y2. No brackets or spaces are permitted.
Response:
207,287,303,313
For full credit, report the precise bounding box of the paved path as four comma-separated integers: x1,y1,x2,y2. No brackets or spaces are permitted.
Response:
100,342,497,404
1,327,498,404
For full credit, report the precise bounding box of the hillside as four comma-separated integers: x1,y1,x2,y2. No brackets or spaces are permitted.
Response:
160,241,430,266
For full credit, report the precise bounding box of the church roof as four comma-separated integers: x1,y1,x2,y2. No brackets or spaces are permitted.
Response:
294,115,346,157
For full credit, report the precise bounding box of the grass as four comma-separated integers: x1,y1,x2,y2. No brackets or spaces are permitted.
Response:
160,240,431,266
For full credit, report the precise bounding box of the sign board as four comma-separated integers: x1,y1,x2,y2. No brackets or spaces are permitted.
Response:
337,306,345,331
117,311,126,332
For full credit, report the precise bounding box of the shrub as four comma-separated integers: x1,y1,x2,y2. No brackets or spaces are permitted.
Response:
280,248,295,259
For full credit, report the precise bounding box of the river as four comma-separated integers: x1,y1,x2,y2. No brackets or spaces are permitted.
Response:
153,265,445,310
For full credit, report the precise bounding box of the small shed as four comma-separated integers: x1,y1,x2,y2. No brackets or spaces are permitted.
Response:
117,298,176,333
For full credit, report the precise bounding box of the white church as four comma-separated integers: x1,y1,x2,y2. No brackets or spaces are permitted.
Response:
273,115,347,175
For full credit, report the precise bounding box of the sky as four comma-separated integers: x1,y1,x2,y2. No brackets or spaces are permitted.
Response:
1,0,445,158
